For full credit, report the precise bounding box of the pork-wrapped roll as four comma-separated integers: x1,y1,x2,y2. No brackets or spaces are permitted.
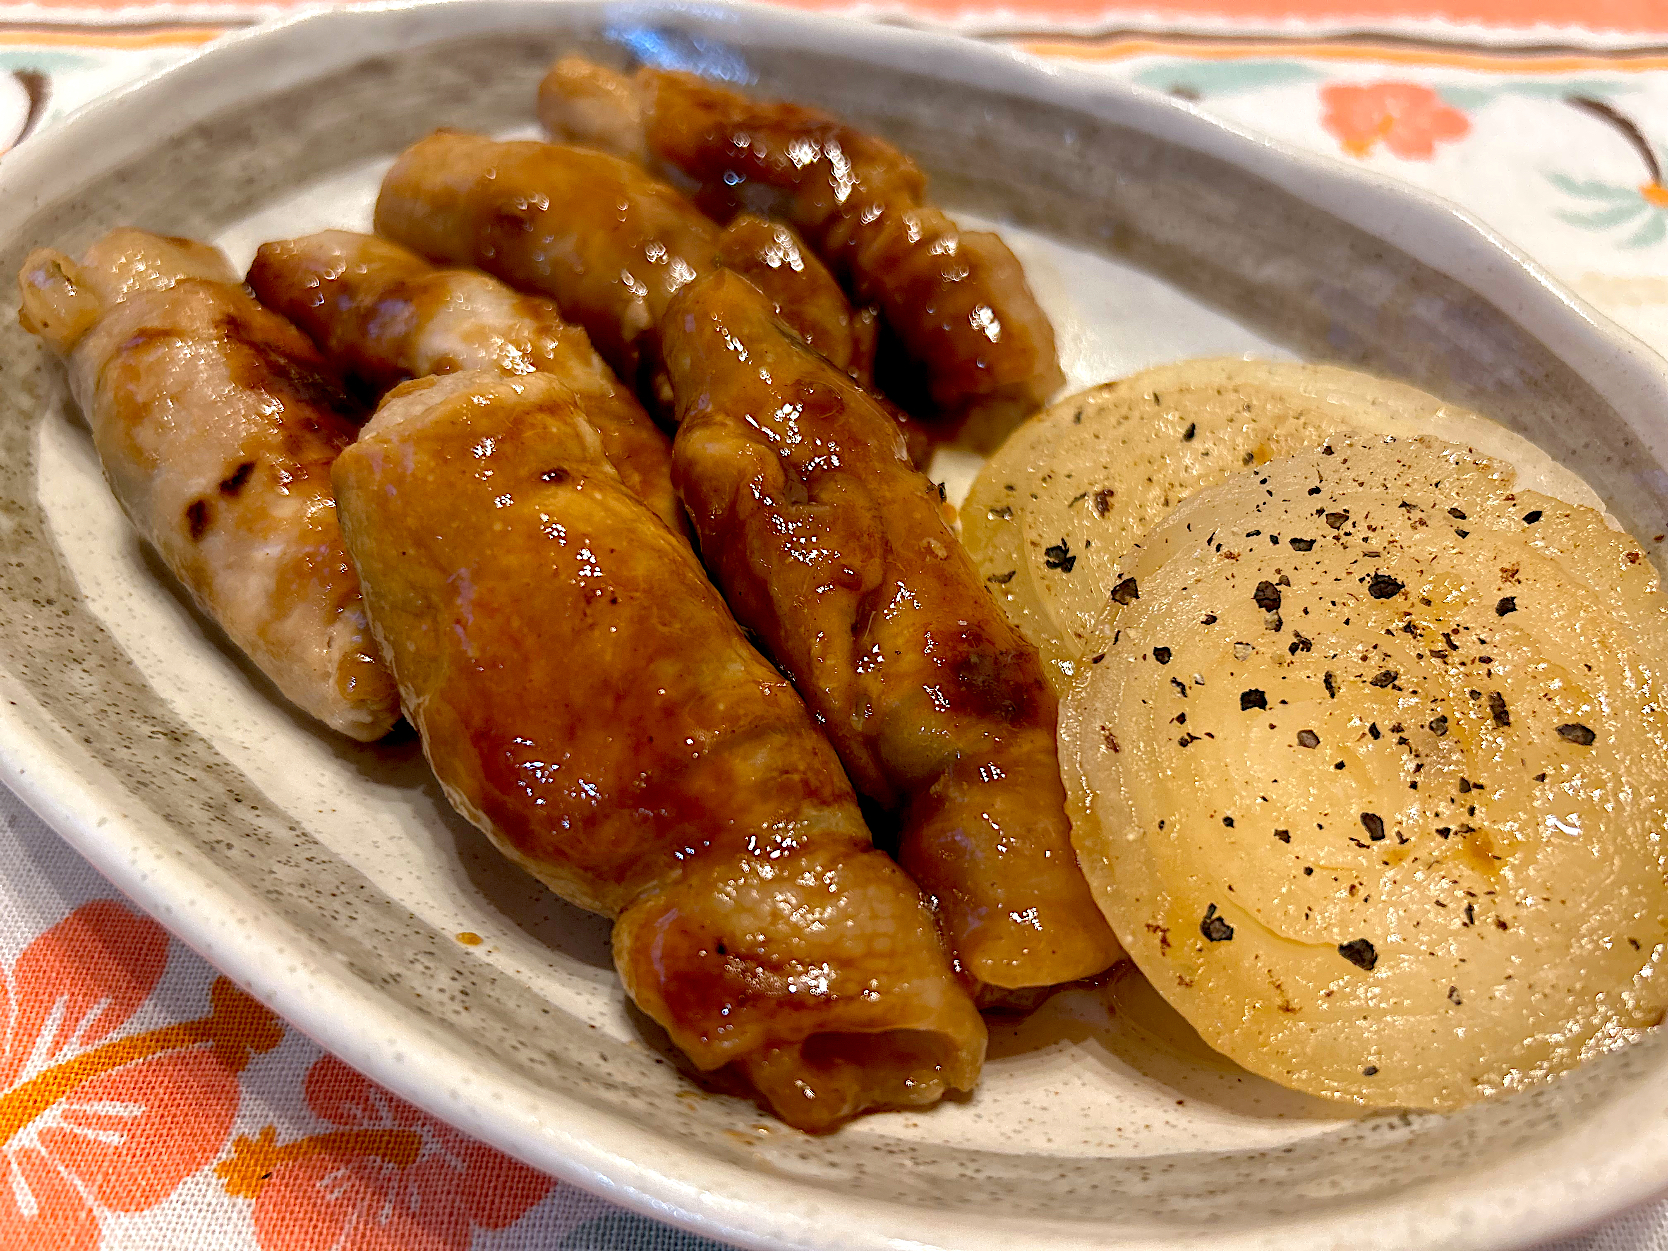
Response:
540,56,1064,438
332,368,985,1130
373,131,865,406
17,228,399,740
712,213,877,386
660,270,1121,989
246,229,683,533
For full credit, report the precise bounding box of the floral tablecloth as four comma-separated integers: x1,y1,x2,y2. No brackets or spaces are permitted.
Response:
4,2,1668,1249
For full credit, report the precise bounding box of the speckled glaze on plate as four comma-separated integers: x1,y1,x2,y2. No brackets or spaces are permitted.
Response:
3,4,1668,1250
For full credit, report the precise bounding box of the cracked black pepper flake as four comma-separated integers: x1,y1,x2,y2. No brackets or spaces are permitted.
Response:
1436,826,1452,838
1458,778,1472,793
1275,829,1291,843
1289,537,1315,552
1557,723,1596,745
1338,938,1378,971
1455,528,1470,538
1429,715,1449,736
986,570,1017,585
1200,904,1234,942
1223,816,1235,827
1370,670,1399,688
1308,486,1323,496
1368,722,1381,740
1201,613,1218,625
1183,422,1197,441
1524,510,1543,524
1448,507,1467,520
1296,729,1320,749
1304,866,1314,875
1254,581,1282,611
1153,646,1172,664
1496,596,1517,616
1043,540,1076,573
1178,733,1200,747
1488,691,1510,726
1171,677,1189,699
1110,577,1140,605
1368,573,1405,599
1325,512,1349,530
1241,689,1268,711
988,505,1013,520
1361,812,1386,841
1448,986,1463,1005
1324,671,1338,698
1093,488,1115,516
1289,632,1313,656
1362,1066,1379,1077
1091,652,1106,664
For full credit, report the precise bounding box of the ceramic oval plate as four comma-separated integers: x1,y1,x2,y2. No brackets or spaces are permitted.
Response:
4,4,1668,1249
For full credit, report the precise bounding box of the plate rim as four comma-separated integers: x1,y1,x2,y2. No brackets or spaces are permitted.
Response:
4,4,1668,1250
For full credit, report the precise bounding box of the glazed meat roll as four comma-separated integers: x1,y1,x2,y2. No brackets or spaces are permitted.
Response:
373,131,865,406
540,56,1064,438
17,228,399,740
661,270,1121,990
712,213,877,386
332,368,985,1130
247,230,682,533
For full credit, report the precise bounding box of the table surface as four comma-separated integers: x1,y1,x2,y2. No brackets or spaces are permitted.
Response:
4,3,1668,1249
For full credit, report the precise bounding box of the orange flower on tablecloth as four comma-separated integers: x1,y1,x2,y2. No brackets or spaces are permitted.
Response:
1321,82,1470,160
0,899,283,1251
218,1054,553,1251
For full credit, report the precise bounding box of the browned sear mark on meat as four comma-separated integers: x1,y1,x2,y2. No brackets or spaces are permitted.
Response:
219,460,256,496
184,498,211,540
949,645,1041,725
221,311,359,432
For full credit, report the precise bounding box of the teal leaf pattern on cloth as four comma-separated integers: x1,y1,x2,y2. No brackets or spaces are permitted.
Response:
1557,201,1651,229
1547,172,1647,202
0,49,95,74
1439,79,1631,111
1131,58,1322,98
1624,213,1668,249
